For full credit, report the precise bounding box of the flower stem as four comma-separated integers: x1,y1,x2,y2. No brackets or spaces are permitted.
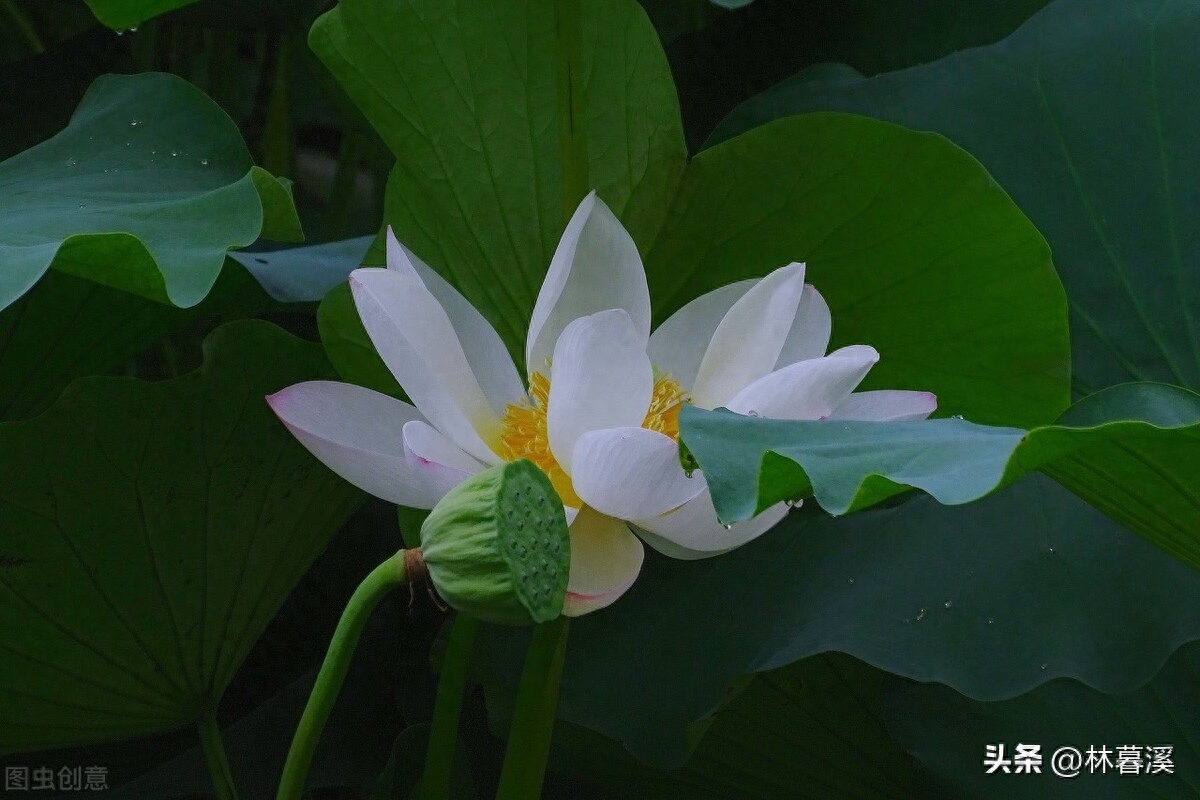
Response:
418,613,479,799
494,617,571,800
198,713,239,800
275,550,411,800
554,0,589,222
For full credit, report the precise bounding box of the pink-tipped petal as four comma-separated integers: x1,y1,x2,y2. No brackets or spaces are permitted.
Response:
725,345,880,420
562,506,644,617
401,420,486,504
266,380,436,508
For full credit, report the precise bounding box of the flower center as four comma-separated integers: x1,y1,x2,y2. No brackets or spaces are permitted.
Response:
500,370,687,509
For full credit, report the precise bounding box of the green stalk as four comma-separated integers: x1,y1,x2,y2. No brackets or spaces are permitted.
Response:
198,714,239,800
489,5,587,796
554,0,589,219
324,131,367,241
262,36,295,178
418,613,479,799
276,551,411,800
494,617,571,800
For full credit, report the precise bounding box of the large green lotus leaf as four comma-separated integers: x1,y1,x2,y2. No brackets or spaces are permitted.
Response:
83,0,198,28
312,1,1068,427
0,320,362,752
681,383,1200,569
646,113,1066,427
710,0,1200,399
310,0,688,355
0,72,302,314
888,641,1200,798
483,474,1200,765
545,654,913,799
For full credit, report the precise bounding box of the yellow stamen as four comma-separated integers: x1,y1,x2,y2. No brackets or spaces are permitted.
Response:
500,371,688,508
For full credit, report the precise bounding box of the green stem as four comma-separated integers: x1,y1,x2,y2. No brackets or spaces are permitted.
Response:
276,551,411,800
554,0,589,221
494,617,571,800
198,714,239,800
1,0,44,54
324,131,367,241
262,36,294,177
418,613,479,799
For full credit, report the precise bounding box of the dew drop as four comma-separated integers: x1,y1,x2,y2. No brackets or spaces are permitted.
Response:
847,577,855,585
784,498,803,509
171,150,179,157
987,618,994,624
77,203,86,209
129,25,139,32
747,410,760,417
944,600,953,609
115,28,125,36
200,158,210,166
721,523,733,531
130,119,141,127
684,468,695,479
915,608,926,621
952,414,964,420
64,157,78,168
1040,663,1048,670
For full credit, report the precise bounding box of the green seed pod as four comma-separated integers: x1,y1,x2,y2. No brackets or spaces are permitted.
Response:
420,459,570,625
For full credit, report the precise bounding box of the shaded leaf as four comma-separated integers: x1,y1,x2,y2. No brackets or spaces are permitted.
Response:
483,475,1200,765
711,0,1200,398
0,320,362,752
889,640,1200,798
547,654,913,800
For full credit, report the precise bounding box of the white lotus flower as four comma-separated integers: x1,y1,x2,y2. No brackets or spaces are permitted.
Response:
267,193,935,615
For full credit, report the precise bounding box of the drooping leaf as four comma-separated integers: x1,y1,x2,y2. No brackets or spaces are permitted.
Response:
889,640,1200,798
0,320,362,752
681,383,1200,571
483,475,1200,765
231,236,372,303
312,0,1069,428
0,72,302,314
711,0,1200,399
